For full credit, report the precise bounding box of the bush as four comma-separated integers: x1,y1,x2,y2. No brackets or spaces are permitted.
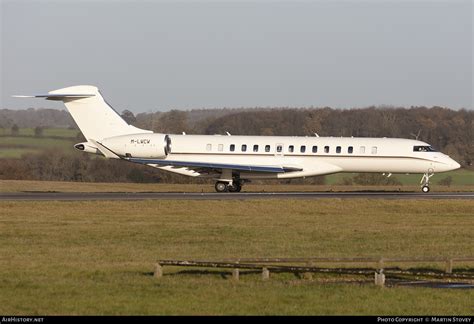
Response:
438,176,453,187
11,124,19,136
340,177,354,185
34,126,44,137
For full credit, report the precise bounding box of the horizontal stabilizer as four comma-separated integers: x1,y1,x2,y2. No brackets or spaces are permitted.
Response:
13,94,95,101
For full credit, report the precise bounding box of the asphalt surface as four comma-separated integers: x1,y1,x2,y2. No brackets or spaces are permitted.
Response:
1,191,473,201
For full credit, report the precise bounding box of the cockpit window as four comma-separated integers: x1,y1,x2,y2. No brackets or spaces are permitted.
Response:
413,146,437,152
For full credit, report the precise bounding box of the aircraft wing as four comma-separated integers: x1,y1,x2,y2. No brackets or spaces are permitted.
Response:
127,158,302,173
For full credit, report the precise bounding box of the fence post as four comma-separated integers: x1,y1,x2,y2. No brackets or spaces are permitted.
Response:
232,269,240,281
374,271,385,287
154,263,163,278
262,267,270,280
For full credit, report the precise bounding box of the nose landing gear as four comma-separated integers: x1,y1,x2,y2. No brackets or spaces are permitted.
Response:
420,169,434,193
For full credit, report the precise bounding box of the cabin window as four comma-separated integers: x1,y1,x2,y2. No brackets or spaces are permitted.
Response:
265,145,271,152
300,145,306,153
277,145,283,153
413,146,436,152
288,145,294,153
312,146,318,153
253,145,259,152
206,144,212,151
360,146,365,154
336,146,341,153
241,144,247,152
371,146,377,154
324,146,330,153
348,146,353,154
218,144,223,152
230,144,235,152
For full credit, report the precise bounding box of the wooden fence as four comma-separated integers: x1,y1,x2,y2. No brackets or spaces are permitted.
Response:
154,257,474,287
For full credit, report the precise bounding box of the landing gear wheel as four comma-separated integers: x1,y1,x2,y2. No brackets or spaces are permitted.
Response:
228,184,242,193
421,185,430,193
215,182,229,193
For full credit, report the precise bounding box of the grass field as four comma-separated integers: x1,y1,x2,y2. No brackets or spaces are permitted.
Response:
0,135,76,158
0,199,473,315
0,127,78,159
1,179,473,193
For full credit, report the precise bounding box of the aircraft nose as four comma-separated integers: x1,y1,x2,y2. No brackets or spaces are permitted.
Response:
447,158,461,171
452,160,461,170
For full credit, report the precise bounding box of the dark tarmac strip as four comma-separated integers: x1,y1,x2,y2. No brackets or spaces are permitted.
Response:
1,191,473,201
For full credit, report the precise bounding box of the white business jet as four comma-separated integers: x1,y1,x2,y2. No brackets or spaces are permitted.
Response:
15,85,461,193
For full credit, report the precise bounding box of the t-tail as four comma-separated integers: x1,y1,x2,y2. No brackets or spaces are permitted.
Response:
14,85,151,141
14,85,154,158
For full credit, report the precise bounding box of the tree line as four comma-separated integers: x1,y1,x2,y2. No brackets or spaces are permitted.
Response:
132,106,472,168
0,106,472,183
0,108,74,128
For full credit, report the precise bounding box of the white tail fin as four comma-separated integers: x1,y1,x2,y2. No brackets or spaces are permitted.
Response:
15,85,151,140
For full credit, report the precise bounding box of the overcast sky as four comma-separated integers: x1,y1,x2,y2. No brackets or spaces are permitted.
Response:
1,0,472,113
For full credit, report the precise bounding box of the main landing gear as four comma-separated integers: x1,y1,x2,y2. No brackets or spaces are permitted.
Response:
420,169,434,193
215,180,242,193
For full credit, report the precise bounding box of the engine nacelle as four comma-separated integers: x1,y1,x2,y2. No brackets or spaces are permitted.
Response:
100,133,171,158
74,142,100,154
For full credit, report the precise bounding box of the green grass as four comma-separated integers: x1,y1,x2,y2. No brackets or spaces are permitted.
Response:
0,136,75,149
0,127,78,158
0,199,473,315
0,148,42,159
0,136,75,158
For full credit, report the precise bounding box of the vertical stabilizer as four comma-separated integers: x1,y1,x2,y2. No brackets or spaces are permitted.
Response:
16,85,151,140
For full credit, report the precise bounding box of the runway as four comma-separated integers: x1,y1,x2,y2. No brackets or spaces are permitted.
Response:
1,191,473,201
